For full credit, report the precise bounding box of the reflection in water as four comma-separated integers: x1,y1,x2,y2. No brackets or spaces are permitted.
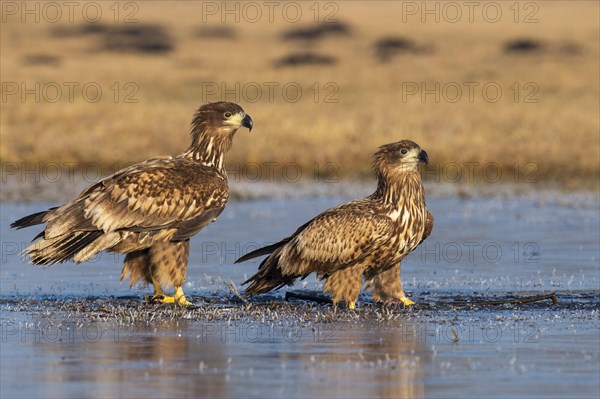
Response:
30,321,228,398
290,325,428,398
14,319,428,398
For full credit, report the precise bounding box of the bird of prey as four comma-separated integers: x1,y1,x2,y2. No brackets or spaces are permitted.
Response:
236,140,433,309
11,102,253,305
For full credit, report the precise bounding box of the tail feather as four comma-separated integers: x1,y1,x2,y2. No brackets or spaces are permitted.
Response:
32,230,45,241
235,239,289,263
50,231,99,263
11,208,55,229
243,251,297,294
27,230,104,265
73,233,121,263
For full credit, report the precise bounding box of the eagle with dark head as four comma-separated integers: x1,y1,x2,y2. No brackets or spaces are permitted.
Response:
11,102,253,305
236,140,433,309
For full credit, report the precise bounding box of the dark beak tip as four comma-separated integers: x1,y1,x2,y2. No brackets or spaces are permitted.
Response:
419,150,429,165
242,115,253,132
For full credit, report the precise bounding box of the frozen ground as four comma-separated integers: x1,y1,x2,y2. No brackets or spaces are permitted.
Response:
1,192,599,398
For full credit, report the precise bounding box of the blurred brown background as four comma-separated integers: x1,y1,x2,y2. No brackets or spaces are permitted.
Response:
1,1,598,188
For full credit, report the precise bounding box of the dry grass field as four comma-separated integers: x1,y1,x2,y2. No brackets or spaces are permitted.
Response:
1,1,598,189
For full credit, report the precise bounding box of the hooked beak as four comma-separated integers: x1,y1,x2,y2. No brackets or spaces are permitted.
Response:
242,114,253,132
418,149,429,164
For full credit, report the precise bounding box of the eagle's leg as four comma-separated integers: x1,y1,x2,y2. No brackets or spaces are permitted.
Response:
149,279,183,304
323,265,364,310
367,263,415,307
152,281,166,298
173,286,191,306
148,241,192,306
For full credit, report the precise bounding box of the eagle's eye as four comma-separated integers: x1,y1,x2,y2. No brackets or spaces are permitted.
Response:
400,149,408,155
224,112,232,118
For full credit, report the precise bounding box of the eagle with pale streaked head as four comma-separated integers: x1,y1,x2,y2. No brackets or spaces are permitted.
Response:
237,140,433,309
12,102,253,305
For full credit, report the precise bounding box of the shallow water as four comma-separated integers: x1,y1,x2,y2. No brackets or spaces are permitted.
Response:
1,195,599,398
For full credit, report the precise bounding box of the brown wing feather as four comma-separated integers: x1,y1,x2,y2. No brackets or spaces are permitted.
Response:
22,157,228,264
172,207,224,241
243,201,395,293
419,209,434,245
280,206,394,274
48,158,226,235
83,158,227,234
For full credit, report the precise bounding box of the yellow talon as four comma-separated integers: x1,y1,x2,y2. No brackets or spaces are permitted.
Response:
401,297,415,306
151,295,175,304
348,301,356,310
148,286,192,306
174,286,192,306
176,296,192,306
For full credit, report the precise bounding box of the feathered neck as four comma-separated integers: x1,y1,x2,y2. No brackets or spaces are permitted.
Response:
372,164,424,206
181,124,236,174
